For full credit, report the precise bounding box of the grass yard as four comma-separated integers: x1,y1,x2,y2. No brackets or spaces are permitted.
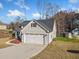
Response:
55,37,79,43
0,30,12,49
0,37,11,49
31,37,79,59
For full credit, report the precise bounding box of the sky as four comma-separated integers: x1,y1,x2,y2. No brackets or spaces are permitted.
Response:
0,0,79,24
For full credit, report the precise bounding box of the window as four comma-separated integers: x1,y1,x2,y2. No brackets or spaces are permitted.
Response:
31,22,37,27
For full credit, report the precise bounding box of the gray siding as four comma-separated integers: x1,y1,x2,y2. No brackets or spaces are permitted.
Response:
21,21,46,34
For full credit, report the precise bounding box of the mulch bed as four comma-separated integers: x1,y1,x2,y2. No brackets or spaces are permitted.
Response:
67,50,79,54
10,39,21,44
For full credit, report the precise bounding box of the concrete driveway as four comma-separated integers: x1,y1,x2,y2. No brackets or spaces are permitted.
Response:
0,44,47,59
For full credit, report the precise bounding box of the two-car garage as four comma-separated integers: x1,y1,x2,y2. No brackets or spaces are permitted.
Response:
22,34,44,44
21,20,55,45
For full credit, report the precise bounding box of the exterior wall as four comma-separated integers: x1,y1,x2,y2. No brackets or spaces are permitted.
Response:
22,34,44,44
44,20,56,44
21,21,46,34
22,34,25,43
49,33,53,43
0,25,7,30
52,20,56,38
49,20,56,43
44,34,49,44
22,33,49,44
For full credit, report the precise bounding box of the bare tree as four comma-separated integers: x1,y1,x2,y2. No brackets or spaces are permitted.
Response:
16,0,29,18
14,16,24,28
36,0,59,19
36,0,44,19
15,16,24,23
8,22,15,30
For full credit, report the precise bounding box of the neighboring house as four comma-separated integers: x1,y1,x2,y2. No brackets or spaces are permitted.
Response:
14,19,56,44
0,24,7,30
68,28,79,39
72,28,79,36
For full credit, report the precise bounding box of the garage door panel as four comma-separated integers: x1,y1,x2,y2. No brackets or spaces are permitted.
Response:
24,35,43,44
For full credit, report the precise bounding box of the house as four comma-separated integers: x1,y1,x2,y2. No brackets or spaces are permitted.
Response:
72,28,79,39
14,19,56,44
67,28,79,39
0,24,7,30
72,28,79,35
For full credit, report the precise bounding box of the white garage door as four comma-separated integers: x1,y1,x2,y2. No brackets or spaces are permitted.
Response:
23,34,44,44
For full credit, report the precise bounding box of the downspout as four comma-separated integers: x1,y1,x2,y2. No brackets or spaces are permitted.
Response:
43,35,45,45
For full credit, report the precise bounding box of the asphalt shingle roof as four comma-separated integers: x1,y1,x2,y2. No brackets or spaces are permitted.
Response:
21,21,30,27
21,18,54,32
36,19,54,32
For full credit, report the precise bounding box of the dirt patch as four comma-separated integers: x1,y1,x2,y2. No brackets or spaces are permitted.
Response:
31,41,79,59
9,39,21,44
0,30,11,38
0,37,12,49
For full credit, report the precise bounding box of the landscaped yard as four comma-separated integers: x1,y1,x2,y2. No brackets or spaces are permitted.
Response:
0,30,13,49
0,37,11,49
31,37,79,59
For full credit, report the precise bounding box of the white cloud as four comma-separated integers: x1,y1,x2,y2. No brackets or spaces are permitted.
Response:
15,0,30,10
32,13,41,19
7,9,25,16
59,7,77,12
24,6,30,10
0,3,3,10
59,8,67,11
69,0,78,3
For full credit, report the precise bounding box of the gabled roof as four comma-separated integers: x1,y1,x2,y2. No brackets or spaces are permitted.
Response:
21,21,30,27
21,18,54,32
36,19,54,32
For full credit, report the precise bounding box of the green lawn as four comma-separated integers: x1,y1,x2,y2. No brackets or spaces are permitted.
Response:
55,36,79,43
